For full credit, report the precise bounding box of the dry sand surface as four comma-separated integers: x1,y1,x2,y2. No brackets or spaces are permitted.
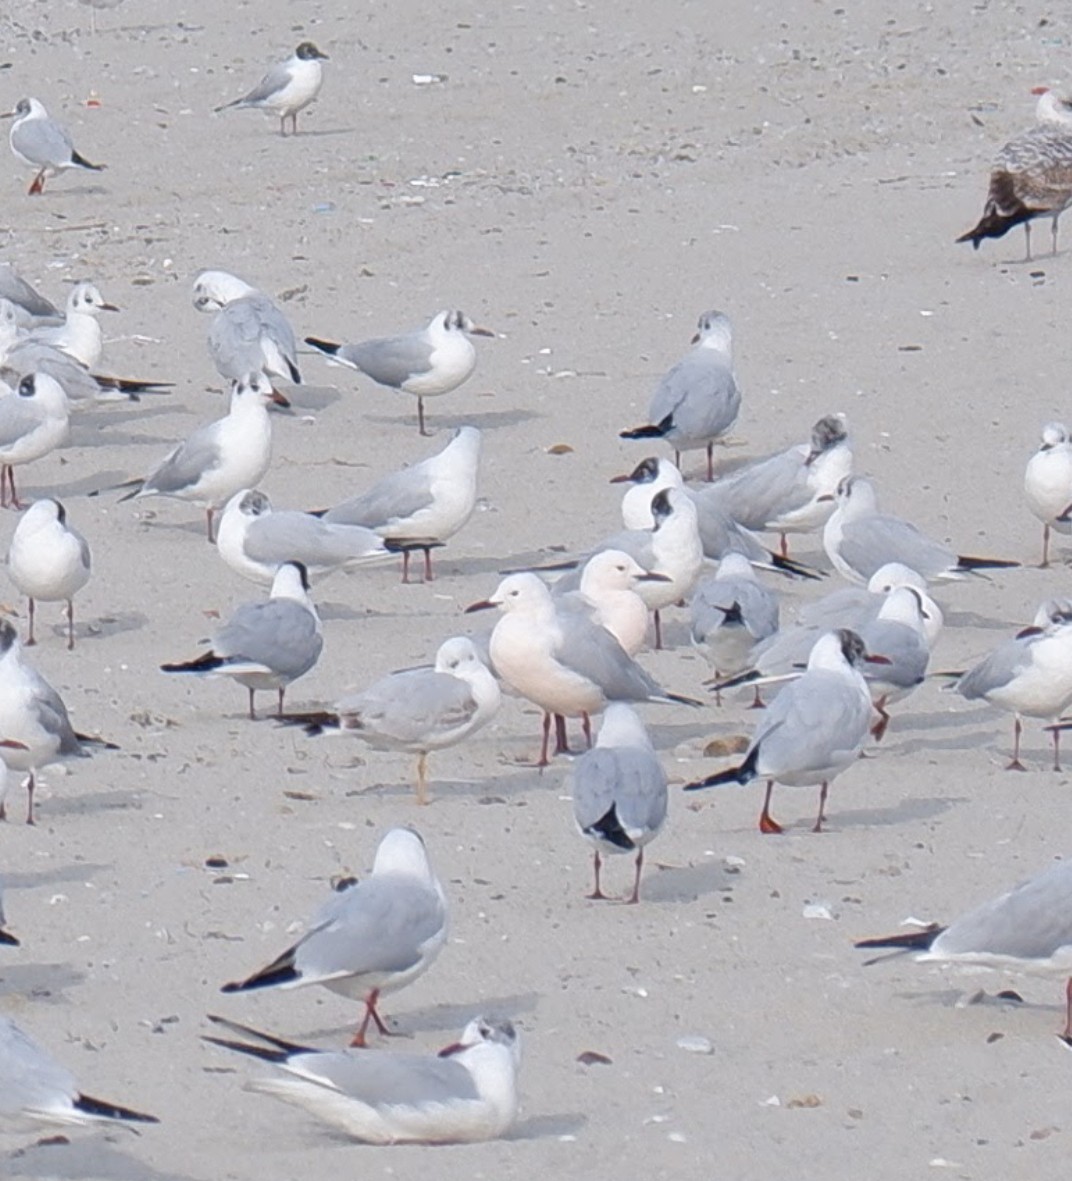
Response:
3,1,1072,1178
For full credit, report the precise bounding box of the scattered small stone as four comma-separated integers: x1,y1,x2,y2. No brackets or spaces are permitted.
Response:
704,735,749,757
1029,1127,1058,1141
576,1050,612,1066
547,443,574,455
986,1031,1004,1044
787,1094,823,1109
282,790,316,801
204,855,228,869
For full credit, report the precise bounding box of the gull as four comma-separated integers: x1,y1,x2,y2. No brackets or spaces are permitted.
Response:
0,263,60,326
119,373,289,541
216,488,387,586
619,309,741,481
822,475,1019,584
222,827,448,1047
192,269,302,386
0,1015,157,1132
284,636,500,805
215,42,329,136
856,855,1072,1040
306,310,494,436
954,600,1072,771
685,629,886,833
855,585,932,740
204,1013,519,1144
1024,422,1072,566
27,281,119,370
465,573,699,767
0,372,71,509
557,549,669,656
161,561,322,719
2,98,104,195
7,497,91,650
0,878,16,945
0,618,116,824
323,425,481,582
568,703,668,903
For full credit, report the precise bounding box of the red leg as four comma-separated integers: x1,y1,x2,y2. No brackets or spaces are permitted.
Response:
780,533,789,560
812,781,829,833
1064,977,1072,1040
276,688,285,719
758,780,782,834
25,772,35,826
66,599,74,651
627,847,644,904
587,850,608,900
538,711,552,769
29,170,46,195
1054,723,1063,773
205,508,215,543
349,989,379,1047
870,697,890,741
247,688,257,721
749,686,766,709
26,598,36,647
705,442,714,482
554,714,570,755
418,397,429,436
401,550,412,583
581,712,592,749
423,547,434,583
653,609,663,651
1006,717,1027,771
1042,523,1052,568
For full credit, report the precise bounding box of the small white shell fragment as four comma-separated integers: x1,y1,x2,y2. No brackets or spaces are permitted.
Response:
668,1132,688,1143
762,1095,781,1107
676,1035,714,1055
802,902,834,920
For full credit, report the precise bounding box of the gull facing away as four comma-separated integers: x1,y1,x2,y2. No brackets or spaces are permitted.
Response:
957,86,1072,260
822,475,1019,584
119,373,289,541
27,281,119,370
685,629,885,833
192,269,302,386
204,1013,520,1145
0,372,71,510
161,562,322,720
215,42,329,136
2,98,104,195
0,879,17,945
0,619,116,824
306,310,494,436
7,498,91,650
0,1015,157,1132
466,573,699,767
569,703,668,904
620,309,741,482
1024,422,1072,566
322,425,481,582
856,855,1072,1040
216,488,389,586
222,828,448,1047
283,636,500,806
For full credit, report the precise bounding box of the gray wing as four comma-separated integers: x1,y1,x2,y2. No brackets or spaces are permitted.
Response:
553,529,656,594
296,877,445,979
0,397,44,448
649,351,740,443
0,266,59,320
141,425,221,495
324,468,435,530
690,576,779,643
0,1018,76,1119
857,619,929,691
956,635,1034,701
555,611,663,701
216,600,322,680
28,669,82,756
245,512,384,566
752,672,870,775
235,60,295,106
690,492,770,561
338,669,478,744
4,341,99,404
797,586,877,630
286,1048,479,1106
936,861,1072,961
838,515,955,582
209,297,297,382
12,119,73,168
336,334,434,389
706,449,808,530
750,625,820,676
571,746,667,838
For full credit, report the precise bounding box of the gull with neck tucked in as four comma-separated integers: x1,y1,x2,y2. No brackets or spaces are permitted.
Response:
2,98,104,195
466,572,699,767
283,636,499,805
0,372,71,510
855,585,933,741
221,828,448,1047
161,562,322,720
686,629,886,833
306,311,494,436
620,309,741,481
192,269,302,387
1024,422,1072,566
7,498,91,650
119,373,289,541
204,1013,519,1145
216,488,388,587
26,281,118,370
558,549,670,656
215,42,328,136
322,426,481,582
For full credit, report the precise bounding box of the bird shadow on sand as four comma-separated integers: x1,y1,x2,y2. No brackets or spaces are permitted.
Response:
509,1112,588,1140
830,794,963,829
942,609,1022,632
23,471,131,501
0,961,86,1001
642,860,733,903
342,774,533,805
43,790,144,819
2,863,111,892
279,384,341,413
360,408,541,435
5,1139,196,1181
79,610,150,642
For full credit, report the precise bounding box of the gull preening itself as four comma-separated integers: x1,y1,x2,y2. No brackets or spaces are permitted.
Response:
7,498,91,650
204,1013,520,1144
215,42,329,136
620,309,741,482
1024,422,1072,566
221,827,448,1047
2,98,104,195
0,372,71,510
192,270,302,386
306,311,494,436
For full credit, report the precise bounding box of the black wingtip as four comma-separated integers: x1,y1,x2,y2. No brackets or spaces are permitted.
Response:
619,423,667,441
201,1034,290,1065
304,336,340,356
74,1092,159,1124
0,927,19,946
584,803,635,851
221,952,300,993
956,555,1021,572
854,924,944,952
770,553,824,580
70,150,105,172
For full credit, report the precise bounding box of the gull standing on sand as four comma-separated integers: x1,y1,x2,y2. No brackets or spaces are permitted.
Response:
0,372,71,509
222,828,448,1047
216,488,388,586
285,636,499,806
120,373,289,541
685,629,885,833
192,270,302,386
620,309,741,482
306,311,494,436
855,585,932,740
0,1016,157,1131
204,1013,520,1144
569,703,667,903
7,498,91,650
1024,422,1072,566
215,42,329,136
466,573,699,767
2,98,104,195
558,549,669,656
822,475,1019,584
856,855,1072,1040
958,86,1072,260
161,562,322,720
323,426,481,582
28,281,119,370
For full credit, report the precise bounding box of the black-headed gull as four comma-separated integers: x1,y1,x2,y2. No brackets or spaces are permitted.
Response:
2,98,104,195
215,42,329,136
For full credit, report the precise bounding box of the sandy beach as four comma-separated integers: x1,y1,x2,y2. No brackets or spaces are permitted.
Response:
2,1,1072,1177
